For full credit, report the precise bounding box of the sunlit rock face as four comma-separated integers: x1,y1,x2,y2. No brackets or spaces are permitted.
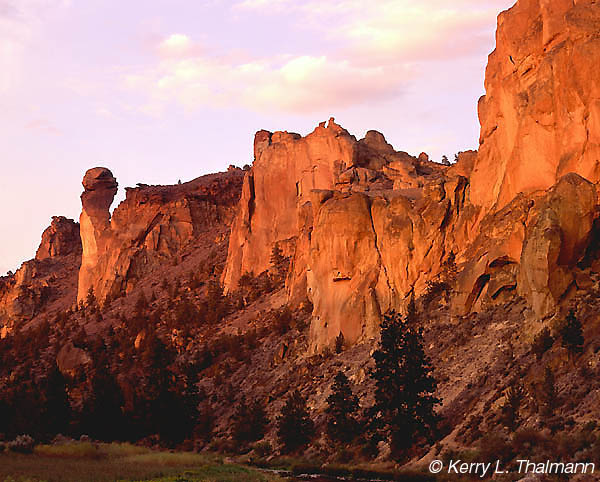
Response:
36,216,81,261
77,167,244,304
222,118,357,293
223,117,479,352
471,0,600,211
0,217,81,337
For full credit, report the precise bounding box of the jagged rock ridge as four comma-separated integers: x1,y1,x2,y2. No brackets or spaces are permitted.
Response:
78,168,244,304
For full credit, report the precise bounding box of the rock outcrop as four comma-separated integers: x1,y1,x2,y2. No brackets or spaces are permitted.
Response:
471,0,600,210
0,217,82,337
224,119,474,351
517,173,598,317
221,0,600,351
222,119,357,292
36,216,81,260
78,168,244,303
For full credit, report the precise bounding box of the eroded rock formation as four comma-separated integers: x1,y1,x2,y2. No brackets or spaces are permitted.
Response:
222,0,600,352
78,168,244,303
470,0,600,210
0,217,81,337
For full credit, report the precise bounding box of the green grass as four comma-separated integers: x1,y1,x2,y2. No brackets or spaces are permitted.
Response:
0,442,285,482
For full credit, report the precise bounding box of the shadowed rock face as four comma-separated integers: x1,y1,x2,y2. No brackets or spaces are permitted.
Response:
471,0,600,210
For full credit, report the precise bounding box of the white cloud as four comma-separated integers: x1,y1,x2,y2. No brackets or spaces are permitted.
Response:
158,33,197,58
125,47,409,115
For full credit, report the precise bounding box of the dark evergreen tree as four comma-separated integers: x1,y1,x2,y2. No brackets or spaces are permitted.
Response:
231,396,269,445
369,309,440,459
559,309,584,357
276,390,315,453
41,364,71,438
334,332,345,354
325,371,360,444
500,381,525,430
532,327,554,360
270,243,289,282
82,354,125,441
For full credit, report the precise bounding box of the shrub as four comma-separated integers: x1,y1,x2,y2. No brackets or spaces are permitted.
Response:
8,434,35,453
273,307,293,336
276,390,315,453
531,327,554,360
253,441,272,457
231,397,270,446
478,433,513,463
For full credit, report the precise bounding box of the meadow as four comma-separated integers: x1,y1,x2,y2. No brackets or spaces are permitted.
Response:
0,442,285,482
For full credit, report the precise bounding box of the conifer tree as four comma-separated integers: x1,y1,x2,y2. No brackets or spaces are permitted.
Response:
83,356,125,441
326,371,360,444
334,332,345,354
231,396,269,445
41,364,71,437
369,309,439,459
276,390,315,453
500,381,525,430
559,309,584,357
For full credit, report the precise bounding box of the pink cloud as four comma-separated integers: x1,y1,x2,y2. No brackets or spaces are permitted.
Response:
25,118,62,135
122,1,515,116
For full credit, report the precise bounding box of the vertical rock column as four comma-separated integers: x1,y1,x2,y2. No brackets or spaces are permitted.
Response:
77,167,118,303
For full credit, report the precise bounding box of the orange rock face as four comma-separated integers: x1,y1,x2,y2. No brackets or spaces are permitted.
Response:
222,118,357,292
471,0,600,210
224,118,474,351
77,169,244,304
0,217,81,336
36,216,81,260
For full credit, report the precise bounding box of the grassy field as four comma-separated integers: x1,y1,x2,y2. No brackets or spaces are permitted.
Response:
0,442,286,482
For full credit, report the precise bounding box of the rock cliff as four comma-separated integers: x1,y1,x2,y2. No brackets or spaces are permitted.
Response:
220,0,600,352
470,0,600,210
0,217,81,337
78,168,244,303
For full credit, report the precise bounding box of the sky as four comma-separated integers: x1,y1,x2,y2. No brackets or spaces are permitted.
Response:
0,0,516,276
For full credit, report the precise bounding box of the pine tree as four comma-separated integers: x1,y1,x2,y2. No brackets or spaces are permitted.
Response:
334,332,345,354
326,371,360,444
41,364,71,437
369,309,440,459
86,287,97,311
559,309,584,357
276,390,315,453
83,357,125,441
231,396,269,445
500,381,525,430
270,243,289,282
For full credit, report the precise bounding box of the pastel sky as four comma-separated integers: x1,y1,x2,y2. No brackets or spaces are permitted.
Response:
0,0,516,276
